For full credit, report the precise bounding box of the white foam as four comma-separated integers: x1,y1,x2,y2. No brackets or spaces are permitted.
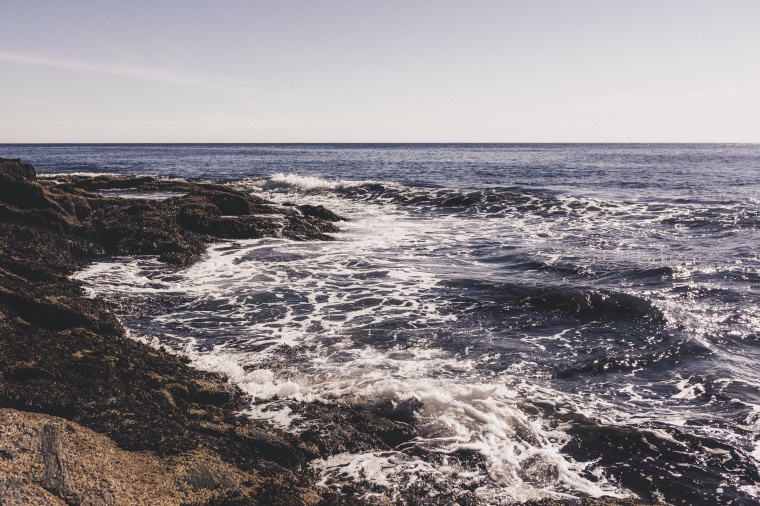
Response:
95,189,187,200
266,172,351,191
309,376,624,502
746,406,760,466
673,376,705,400
39,172,120,177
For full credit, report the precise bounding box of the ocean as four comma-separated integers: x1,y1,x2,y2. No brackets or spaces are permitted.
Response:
3,143,760,505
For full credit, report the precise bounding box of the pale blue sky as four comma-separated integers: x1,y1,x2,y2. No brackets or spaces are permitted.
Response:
1,1,758,142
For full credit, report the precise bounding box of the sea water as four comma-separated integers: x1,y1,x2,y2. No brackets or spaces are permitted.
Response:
4,143,760,504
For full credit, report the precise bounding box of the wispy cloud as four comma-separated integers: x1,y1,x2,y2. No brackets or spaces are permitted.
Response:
0,51,250,95
153,39,189,55
0,96,59,108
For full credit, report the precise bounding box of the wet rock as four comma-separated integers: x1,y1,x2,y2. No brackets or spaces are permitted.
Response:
291,401,418,457
203,215,280,239
188,187,264,216
34,174,346,265
188,380,239,407
282,216,340,241
176,198,222,229
297,204,345,222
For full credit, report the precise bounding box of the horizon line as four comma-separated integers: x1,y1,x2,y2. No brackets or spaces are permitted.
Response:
2,141,758,146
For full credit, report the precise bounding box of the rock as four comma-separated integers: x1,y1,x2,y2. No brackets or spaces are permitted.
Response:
23,174,345,265
176,199,221,229
184,461,243,492
202,215,280,239
291,401,418,457
0,158,50,210
189,188,263,216
282,216,340,241
40,423,76,499
0,157,36,180
297,204,345,222
0,476,67,506
0,408,307,506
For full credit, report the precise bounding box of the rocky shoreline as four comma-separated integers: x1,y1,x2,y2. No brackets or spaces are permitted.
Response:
0,158,652,505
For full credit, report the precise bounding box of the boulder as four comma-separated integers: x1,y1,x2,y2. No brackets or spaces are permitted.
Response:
0,158,49,210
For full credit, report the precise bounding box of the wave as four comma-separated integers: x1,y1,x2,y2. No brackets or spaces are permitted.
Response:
244,174,760,235
659,207,760,230
554,337,710,378
249,173,616,218
525,287,664,322
445,279,664,324
561,414,760,505
265,172,343,191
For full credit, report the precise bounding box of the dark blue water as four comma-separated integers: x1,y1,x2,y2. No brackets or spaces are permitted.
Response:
5,143,760,199
4,144,760,504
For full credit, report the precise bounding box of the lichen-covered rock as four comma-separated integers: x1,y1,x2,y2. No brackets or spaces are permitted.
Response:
0,409,315,506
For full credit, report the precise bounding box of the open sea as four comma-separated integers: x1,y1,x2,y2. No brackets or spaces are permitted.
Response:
3,143,760,505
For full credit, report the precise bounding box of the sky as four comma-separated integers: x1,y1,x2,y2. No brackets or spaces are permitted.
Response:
1,0,758,143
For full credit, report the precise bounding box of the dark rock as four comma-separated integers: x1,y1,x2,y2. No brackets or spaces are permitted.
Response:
189,188,263,216
185,461,242,491
0,159,51,210
297,204,345,222
203,215,280,239
176,199,222,229
62,174,155,190
188,381,238,407
40,424,72,496
282,216,340,241
291,401,418,458
0,158,36,180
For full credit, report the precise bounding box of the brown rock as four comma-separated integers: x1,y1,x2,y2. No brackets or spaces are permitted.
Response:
0,408,294,506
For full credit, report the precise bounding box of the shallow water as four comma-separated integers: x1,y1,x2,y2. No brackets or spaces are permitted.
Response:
6,143,760,504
